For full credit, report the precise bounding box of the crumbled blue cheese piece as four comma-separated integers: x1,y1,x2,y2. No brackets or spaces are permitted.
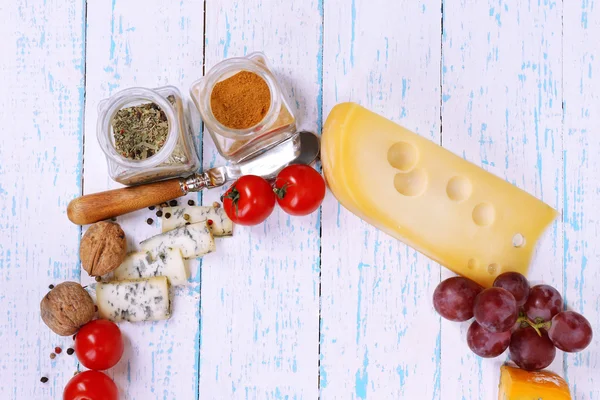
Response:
140,221,215,259
96,276,170,322
161,206,233,237
113,247,188,286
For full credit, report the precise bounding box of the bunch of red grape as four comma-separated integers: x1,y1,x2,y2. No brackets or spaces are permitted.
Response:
433,272,593,371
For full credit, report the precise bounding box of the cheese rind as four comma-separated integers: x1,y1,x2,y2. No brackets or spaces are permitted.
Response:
498,365,571,399
321,102,558,287
161,206,233,237
140,221,216,259
113,247,189,285
96,276,171,322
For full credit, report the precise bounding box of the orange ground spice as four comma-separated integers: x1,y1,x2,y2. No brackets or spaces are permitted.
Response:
210,71,271,129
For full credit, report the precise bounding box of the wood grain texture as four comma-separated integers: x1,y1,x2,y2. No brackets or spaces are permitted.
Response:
320,1,442,398
2,0,600,398
198,1,322,398
442,0,565,397
0,0,85,398
563,0,600,398
67,178,186,225
82,1,204,398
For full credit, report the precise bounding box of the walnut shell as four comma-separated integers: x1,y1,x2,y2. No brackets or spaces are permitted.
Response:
80,221,127,276
40,282,95,336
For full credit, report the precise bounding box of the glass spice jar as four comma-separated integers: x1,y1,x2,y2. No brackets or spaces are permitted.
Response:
190,52,296,163
97,86,200,186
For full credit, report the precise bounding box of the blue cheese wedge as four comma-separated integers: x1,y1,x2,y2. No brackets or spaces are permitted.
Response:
161,206,233,237
140,221,215,259
113,247,188,286
96,276,170,322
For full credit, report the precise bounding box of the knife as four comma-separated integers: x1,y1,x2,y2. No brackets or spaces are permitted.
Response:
67,131,320,225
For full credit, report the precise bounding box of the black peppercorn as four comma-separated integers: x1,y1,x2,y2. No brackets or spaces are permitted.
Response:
188,199,195,206
156,210,163,217
149,205,155,210
40,377,48,383
66,348,74,355
165,213,171,219
169,200,178,206
147,218,154,225
48,284,54,290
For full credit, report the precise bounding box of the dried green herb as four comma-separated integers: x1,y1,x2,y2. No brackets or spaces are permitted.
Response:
112,96,176,160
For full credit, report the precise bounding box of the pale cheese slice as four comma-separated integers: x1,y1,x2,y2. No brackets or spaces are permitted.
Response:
140,221,216,259
113,247,189,286
321,102,558,287
96,276,170,322
161,206,233,237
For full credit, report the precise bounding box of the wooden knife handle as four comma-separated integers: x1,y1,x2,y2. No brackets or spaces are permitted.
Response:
67,178,186,225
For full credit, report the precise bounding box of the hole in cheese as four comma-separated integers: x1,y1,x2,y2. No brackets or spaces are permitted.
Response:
472,203,496,226
393,168,428,197
512,233,526,248
446,176,472,202
487,263,499,275
387,141,419,172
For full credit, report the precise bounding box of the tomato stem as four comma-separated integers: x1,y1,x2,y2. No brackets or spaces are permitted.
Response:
273,183,288,200
223,187,241,215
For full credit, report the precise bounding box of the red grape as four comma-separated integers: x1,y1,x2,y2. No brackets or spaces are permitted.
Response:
493,272,530,306
523,284,563,322
509,326,556,371
433,277,483,322
548,311,593,352
467,321,511,358
474,288,518,333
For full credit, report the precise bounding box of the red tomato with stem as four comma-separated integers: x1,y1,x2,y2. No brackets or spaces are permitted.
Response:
274,165,326,216
222,175,276,225
63,370,118,400
74,319,124,371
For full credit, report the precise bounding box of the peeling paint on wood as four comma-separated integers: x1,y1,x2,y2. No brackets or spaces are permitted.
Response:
1,0,599,399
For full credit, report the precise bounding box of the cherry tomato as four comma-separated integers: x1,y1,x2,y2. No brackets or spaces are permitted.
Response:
222,175,276,225
74,319,124,371
274,165,326,216
63,370,118,400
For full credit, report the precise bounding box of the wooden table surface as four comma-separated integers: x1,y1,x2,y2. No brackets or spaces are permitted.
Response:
1,0,598,399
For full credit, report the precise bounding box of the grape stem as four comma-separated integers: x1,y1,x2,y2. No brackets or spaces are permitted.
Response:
516,315,552,337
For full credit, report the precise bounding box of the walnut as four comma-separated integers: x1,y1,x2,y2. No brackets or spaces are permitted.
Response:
80,221,127,276
40,282,95,336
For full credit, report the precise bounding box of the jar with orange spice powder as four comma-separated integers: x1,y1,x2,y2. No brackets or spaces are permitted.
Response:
190,52,296,162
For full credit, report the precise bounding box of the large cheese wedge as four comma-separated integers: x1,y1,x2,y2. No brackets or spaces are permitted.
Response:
321,102,557,287
498,365,571,399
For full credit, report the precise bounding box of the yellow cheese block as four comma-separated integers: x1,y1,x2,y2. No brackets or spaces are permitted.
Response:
321,102,557,287
498,365,571,399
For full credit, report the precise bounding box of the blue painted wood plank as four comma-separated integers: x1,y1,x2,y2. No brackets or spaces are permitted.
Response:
0,0,86,398
198,0,322,398
321,0,442,398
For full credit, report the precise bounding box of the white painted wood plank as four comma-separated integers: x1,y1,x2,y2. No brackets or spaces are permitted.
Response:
0,0,85,398
320,1,442,398
441,0,564,398
198,1,322,398
563,1,600,398
83,1,204,398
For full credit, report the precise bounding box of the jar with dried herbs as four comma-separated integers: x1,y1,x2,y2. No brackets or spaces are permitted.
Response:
97,86,200,185
190,52,296,163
